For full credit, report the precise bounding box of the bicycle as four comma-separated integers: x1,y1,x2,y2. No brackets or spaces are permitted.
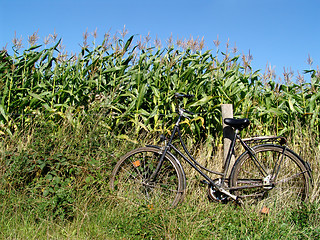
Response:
110,93,312,209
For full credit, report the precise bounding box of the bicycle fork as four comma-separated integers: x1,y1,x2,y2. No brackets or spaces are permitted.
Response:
148,117,181,183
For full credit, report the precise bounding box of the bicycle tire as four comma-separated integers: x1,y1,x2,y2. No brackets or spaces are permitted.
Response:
110,146,186,208
230,144,310,208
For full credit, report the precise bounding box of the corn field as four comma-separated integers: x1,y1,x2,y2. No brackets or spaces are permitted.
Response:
1,31,320,141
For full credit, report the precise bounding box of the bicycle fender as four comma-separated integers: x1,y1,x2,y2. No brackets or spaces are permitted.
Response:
282,145,313,185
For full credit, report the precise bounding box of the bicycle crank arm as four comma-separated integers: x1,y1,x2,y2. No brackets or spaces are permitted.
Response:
201,180,238,201
217,187,238,201
202,179,238,201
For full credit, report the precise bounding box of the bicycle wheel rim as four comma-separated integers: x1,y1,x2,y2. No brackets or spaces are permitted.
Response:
110,147,184,209
230,145,310,209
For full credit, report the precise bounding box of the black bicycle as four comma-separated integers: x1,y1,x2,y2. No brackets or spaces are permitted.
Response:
110,93,312,209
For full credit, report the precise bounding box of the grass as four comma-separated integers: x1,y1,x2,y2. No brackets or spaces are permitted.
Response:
0,116,319,239
1,191,320,239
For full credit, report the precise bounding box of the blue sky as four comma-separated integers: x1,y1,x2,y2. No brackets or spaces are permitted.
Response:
1,0,319,81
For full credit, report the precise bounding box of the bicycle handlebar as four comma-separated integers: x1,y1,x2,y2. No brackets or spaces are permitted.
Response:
174,93,196,118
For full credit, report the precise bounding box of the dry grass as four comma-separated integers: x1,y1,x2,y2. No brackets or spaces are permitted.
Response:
0,117,319,239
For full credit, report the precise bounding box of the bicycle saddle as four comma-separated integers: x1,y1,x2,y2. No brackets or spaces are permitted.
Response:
224,118,250,130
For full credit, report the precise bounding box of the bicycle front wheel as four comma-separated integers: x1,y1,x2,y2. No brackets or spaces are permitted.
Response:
110,146,185,209
230,144,310,209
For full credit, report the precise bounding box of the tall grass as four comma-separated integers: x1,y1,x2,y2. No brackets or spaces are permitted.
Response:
0,117,319,239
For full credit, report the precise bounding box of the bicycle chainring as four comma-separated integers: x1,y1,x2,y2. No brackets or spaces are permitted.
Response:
207,180,228,203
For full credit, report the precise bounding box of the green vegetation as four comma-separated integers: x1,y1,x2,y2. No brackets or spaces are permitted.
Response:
1,31,320,139
0,118,319,239
0,30,320,238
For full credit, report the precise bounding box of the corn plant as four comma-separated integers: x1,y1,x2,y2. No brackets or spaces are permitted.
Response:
1,32,319,142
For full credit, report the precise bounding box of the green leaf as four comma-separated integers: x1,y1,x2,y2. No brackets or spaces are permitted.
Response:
190,96,213,107
288,98,295,112
43,188,50,197
0,104,8,121
123,35,134,52
116,134,138,144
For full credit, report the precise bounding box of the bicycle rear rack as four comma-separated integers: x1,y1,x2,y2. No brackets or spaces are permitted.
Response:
241,136,287,145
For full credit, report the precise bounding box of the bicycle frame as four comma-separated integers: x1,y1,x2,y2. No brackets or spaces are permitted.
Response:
149,112,240,199
149,110,289,199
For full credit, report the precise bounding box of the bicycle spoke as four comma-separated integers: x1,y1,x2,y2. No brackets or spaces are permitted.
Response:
110,147,184,208
230,145,310,209
274,170,308,185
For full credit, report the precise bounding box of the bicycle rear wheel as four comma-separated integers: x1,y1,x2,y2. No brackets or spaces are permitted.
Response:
110,146,185,209
230,144,310,209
